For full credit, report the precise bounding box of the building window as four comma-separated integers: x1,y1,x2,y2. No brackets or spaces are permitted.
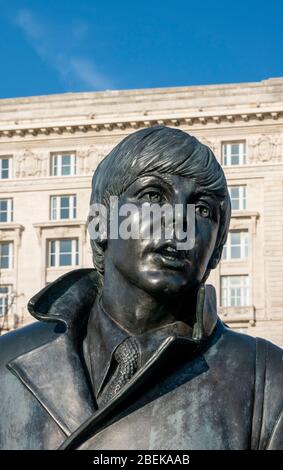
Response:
222,231,249,260
0,286,10,316
48,239,79,267
50,153,76,176
221,275,249,307
222,142,246,166
0,242,13,269
0,157,12,179
0,199,13,222
50,195,77,220
228,186,247,211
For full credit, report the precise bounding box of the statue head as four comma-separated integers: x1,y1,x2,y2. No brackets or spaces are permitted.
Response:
88,125,231,297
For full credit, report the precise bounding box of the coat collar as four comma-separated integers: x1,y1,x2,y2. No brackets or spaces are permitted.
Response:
7,268,219,441
85,283,218,399
7,269,99,436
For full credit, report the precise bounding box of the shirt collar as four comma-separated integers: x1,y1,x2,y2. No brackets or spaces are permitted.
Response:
84,283,218,399
83,298,128,398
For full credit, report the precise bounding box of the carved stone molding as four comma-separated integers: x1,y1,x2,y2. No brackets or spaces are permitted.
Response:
1,110,282,139
15,149,47,177
77,144,113,175
249,135,282,163
198,137,219,153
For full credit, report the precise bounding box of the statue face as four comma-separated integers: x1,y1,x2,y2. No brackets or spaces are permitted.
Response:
103,174,221,297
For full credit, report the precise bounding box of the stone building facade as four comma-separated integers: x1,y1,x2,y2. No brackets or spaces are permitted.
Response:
0,78,283,346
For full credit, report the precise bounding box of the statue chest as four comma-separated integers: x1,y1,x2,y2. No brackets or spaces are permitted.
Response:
79,354,254,450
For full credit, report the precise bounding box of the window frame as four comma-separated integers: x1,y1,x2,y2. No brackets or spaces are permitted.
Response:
221,275,249,307
47,238,79,267
0,242,13,269
0,156,12,179
50,195,77,220
228,185,247,211
222,141,247,166
222,230,249,260
50,153,76,177
0,285,11,317
0,198,13,222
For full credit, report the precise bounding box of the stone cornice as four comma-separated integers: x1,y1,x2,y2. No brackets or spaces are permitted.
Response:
0,109,282,139
0,223,25,231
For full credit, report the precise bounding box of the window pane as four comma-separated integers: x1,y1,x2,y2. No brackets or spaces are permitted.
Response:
0,243,10,269
50,240,56,254
0,200,8,222
222,245,227,260
231,154,239,165
61,155,71,176
61,197,70,208
61,155,71,166
231,232,240,245
1,244,9,256
51,197,57,219
60,197,70,219
1,159,10,178
230,187,239,198
73,196,77,218
244,238,249,258
61,165,71,176
1,169,9,179
59,240,72,266
231,246,241,259
231,199,239,211
231,144,239,155
53,156,58,176
0,285,9,315
59,253,72,266
60,240,72,253
242,187,247,209
60,208,69,219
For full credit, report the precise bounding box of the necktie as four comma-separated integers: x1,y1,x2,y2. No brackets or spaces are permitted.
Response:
98,337,140,407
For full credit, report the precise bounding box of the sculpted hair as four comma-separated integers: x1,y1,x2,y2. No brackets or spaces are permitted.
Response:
88,125,231,286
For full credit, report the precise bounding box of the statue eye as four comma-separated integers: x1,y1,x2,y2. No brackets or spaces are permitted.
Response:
141,190,162,203
195,205,211,218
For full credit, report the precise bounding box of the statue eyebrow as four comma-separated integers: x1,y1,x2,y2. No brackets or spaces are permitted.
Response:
192,188,220,203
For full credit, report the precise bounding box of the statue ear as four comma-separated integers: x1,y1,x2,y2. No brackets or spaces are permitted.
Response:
87,213,108,250
208,246,222,270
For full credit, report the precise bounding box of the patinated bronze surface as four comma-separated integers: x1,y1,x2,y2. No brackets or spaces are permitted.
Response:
0,126,283,449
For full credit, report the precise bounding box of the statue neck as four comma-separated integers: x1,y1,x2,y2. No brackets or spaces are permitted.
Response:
101,260,198,336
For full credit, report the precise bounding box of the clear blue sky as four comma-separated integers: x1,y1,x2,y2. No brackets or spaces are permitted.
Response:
0,0,282,98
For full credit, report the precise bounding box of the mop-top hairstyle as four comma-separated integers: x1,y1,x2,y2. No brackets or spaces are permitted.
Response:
89,125,231,287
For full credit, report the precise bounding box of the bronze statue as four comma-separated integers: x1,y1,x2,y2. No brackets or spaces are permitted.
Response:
0,126,283,449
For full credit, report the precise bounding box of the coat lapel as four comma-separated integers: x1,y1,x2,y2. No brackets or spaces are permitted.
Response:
59,335,178,448
6,268,100,436
7,334,96,436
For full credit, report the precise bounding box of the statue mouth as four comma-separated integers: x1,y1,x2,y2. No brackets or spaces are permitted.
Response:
152,241,188,269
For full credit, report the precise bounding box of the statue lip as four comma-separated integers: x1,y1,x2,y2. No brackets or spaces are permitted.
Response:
152,240,188,269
